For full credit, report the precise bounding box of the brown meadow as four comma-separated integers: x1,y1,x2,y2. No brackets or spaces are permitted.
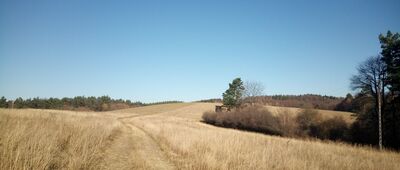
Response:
1,103,399,169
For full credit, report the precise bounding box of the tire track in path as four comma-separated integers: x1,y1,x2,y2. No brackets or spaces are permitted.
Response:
110,105,193,170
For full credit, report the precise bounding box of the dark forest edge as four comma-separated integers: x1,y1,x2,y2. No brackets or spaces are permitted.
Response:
198,94,344,111
0,96,183,112
0,94,345,112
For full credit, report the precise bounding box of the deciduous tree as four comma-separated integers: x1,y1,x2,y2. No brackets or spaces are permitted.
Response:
243,81,265,104
351,55,387,149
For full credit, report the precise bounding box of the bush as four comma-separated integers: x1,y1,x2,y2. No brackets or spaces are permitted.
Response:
315,116,349,140
202,111,217,124
296,109,323,137
202,106,290,136
276,112,299,137
202,106,352,142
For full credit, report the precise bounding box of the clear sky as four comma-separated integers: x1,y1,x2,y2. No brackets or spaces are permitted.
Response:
0,0,399,102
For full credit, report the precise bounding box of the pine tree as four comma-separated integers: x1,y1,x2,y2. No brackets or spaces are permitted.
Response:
0,96,7,108
379,31,400,149
223,78,245,107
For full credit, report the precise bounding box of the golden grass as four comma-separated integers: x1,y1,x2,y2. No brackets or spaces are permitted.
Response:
107,103,191,118
127,103,400,170
264,105,356,123
0,108,122,169
1,103,399,170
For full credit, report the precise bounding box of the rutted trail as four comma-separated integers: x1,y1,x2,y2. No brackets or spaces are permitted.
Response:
102,103,193,170
101,122,144,169
120,119,175,170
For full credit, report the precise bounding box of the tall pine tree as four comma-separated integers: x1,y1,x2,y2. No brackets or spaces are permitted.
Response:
223,78,245,107
379,31,400,149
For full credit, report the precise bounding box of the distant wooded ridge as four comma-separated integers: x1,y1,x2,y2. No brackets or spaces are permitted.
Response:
198,94,344,111
0,96,182,111
0,94,344,112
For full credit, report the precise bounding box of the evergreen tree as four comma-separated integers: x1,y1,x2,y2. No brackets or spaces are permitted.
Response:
14,97,24,108
0,96,7,108
223,78,245,107
335,93,353,112
379,31,400,149
380,31,400,95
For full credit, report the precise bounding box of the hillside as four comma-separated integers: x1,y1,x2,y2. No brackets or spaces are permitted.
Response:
263,105,356,123
1,103,399,169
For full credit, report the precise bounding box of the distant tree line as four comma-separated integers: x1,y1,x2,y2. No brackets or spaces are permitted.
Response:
0,96,186,111
246,94,343,110
143,101,183,106
199,95,343,111
219,78,343,110
0,96,143,111
197,98,223,103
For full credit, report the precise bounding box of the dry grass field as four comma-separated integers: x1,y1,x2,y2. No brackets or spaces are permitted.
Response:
263,105,356,123
1,103,399,170
0,109,121,169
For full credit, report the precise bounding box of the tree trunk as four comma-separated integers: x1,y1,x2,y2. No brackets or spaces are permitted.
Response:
392,97,399,149
377,87,383,150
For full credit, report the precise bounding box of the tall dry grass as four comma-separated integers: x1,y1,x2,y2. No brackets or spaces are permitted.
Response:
2,103,400,170
0,109,121,170
134,115,400,169
129,103,400,170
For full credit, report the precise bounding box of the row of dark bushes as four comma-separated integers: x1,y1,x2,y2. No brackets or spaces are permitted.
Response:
243,94,343,110
144,100,183,106
197,98,222,103
202,106,351,142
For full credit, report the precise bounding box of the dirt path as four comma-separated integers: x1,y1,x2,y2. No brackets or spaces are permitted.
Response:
121,119,175,170
102,105,189,170
101,123,144,169
101,103,213,169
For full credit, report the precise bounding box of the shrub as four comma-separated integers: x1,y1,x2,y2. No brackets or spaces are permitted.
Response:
202,106,352,142
276,112,299,137
202,106,288,136
202,111,217,124
296,109,323,137
315,116,349,140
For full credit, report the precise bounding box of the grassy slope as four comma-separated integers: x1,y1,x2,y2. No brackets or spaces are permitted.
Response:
0,109,121,169
264,105,356,123
128,103,400,169
1,103,399,169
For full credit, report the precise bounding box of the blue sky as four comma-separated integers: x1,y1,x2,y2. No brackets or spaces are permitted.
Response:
0,0,399,102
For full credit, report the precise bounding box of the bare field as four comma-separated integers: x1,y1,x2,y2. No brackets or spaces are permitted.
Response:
1,103,399,170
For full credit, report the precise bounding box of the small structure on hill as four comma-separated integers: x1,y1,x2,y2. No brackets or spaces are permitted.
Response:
215,105,231,112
